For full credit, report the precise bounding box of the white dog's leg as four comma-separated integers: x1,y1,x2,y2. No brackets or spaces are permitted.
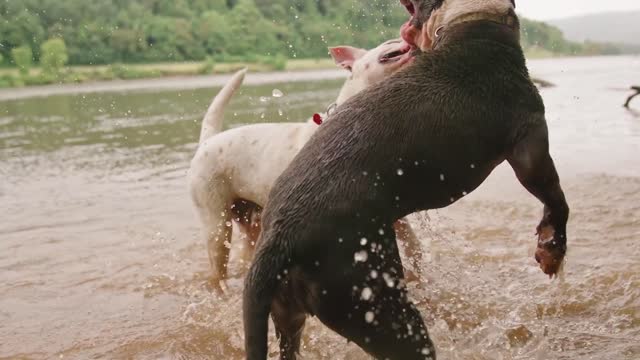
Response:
205,209,232,292
394,218,423,282
194,187,233,292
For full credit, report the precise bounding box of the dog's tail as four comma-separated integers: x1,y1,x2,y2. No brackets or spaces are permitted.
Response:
243,238,289,360
198,68,247,145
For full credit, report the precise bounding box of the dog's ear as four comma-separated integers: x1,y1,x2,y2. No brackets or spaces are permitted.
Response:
328,46,367,72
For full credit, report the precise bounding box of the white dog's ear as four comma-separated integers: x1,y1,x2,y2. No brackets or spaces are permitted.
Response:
328,46,367,71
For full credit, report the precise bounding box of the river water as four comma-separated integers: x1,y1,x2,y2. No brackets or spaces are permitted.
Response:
1,56,639,359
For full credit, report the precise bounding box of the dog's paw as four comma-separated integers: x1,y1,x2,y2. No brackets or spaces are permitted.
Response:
206,278,229,296
534,225,566,278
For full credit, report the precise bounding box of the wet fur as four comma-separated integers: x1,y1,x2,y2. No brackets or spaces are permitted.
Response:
244,10,569,360
188,42,422,291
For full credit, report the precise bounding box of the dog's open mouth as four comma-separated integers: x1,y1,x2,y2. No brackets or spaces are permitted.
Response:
399,0,419,49
400,0,416,17
379,42,413,64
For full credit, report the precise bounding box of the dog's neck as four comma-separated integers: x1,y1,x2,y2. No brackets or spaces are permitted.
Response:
432,11,520,51
433,15,521,50
335,77,367,107
445,11,518,31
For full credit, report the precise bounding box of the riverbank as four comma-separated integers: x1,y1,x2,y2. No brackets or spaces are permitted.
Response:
0,58,336,90
0,68,347,102
2,55,636,102
0,49,625,91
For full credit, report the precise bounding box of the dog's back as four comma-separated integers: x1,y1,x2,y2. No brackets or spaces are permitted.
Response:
264,22,541,229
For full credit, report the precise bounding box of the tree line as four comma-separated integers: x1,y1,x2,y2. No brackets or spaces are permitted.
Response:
0,0,627,67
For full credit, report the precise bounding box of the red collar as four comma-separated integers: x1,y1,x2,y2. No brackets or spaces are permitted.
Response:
312,103,337,126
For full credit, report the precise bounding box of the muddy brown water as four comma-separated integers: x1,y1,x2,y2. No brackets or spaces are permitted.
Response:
1,57,639,359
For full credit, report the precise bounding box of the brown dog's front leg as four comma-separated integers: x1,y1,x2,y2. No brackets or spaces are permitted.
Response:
508,125,570,277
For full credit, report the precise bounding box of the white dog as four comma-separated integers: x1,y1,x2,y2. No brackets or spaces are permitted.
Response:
189,39,421,290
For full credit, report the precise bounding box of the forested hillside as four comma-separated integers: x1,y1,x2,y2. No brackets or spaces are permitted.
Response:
550,11,640,46
0,0,627,67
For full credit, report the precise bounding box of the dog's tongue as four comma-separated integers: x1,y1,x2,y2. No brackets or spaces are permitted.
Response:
400,20,418,48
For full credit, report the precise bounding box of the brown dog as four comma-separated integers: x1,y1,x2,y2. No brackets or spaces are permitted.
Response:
243,1,569,359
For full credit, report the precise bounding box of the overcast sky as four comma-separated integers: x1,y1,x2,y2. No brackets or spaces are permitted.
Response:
516,0,640,20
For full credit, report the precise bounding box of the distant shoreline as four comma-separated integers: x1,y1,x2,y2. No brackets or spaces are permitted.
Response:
2,54,636,102
0,69,347,102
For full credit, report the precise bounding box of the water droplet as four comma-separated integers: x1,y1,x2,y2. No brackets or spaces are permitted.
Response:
272,89,284,98
259,96,269,103
378,228,385,235
354,250,368,263
440,174,445,181
365,311,375,323
470,164,475,169
382,272,395,288
278,109,284,116
422,347,431,355
370,270,378,279
462,191,468,196
338,237,343,243
361,287,373,301
397,169,404,176
360,237,368,246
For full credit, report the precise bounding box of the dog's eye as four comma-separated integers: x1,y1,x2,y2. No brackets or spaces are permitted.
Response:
428,0,445,12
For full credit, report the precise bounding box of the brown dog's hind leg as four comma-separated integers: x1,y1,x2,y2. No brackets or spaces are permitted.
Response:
508,124,570,277
272,292,306,360
317,277,435,360
314,224,435,359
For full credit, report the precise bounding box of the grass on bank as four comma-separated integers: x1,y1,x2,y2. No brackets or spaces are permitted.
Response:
0,47,561,89
0,58,337,88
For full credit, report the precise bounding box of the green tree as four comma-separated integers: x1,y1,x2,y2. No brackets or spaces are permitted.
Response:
189,0,228,13
0,0,625,67
195,11,233,56
40,38,69,76
227,0,264,55
11,46,33,75
0,9,45,62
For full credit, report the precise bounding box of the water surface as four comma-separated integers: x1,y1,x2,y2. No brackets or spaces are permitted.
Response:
1,57,639,359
